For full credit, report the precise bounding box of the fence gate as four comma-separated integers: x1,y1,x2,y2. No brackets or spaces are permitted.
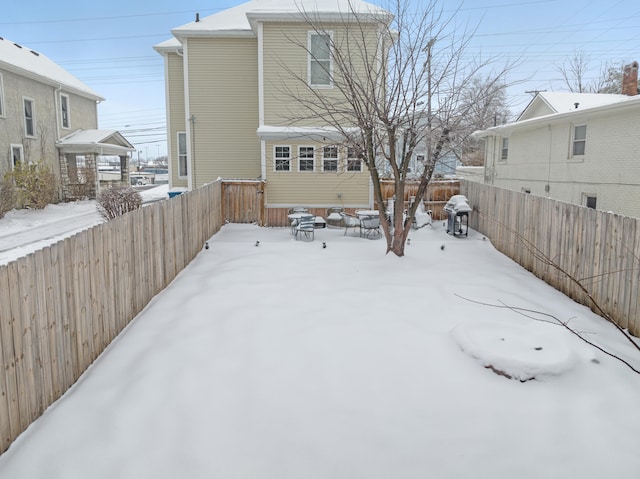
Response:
222,180,265,225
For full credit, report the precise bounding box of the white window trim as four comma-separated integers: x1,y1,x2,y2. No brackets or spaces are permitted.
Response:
60,93,70,129
0,73,5,118
9,144,24,170
500,137,508,162
571,124,587,158
346,147,363,172
177,131,188,178
23,97,35,138
298,145,315,172
322,145,338,172
308,31,333,88
274,145,292,172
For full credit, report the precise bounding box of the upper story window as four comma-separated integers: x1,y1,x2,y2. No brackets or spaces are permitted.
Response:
24,98,35,137
177,132,188,177
572,125,587,156
60,94,70,129
309,32,332,87
500,137,509,161
0,74,5,118
298,146,315,172
275,145,291,171
322,146,338,172
347,147,363,172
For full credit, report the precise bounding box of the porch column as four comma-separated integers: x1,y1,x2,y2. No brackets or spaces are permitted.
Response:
59,151,70,200
85,153,98,198
120,155,130,187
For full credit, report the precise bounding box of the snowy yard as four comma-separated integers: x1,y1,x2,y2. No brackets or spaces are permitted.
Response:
0,216,639,478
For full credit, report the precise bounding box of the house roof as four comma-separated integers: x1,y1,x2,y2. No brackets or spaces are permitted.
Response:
166,0,390,40
517,91,630,121
56,129,135,155
0,37,104,101
475,93,640,138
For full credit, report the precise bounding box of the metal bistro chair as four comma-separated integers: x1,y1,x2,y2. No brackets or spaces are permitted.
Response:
360,215,381,239
295,214,315,241
340,212,361,236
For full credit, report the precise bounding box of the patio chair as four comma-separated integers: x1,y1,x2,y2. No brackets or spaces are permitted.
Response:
340,212,361,236
295,215,315,241
360,215,381,239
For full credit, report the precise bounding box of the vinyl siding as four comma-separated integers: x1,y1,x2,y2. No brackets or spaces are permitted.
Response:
165,51,187,187
262,22,379,127
264,140,369,206
491,105,640,217
185,37,260,187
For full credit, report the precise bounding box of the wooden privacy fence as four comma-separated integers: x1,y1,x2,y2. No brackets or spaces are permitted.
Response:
461,181,640,337
222,180,264,225
0,180,224,454
381,179,460,221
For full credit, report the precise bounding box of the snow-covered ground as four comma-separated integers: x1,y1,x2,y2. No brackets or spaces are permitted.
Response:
0,185,169,265
0,207,639,478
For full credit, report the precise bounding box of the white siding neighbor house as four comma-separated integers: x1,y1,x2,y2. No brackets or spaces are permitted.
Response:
154,0,391,216
0,37,134,202
475,62,640,217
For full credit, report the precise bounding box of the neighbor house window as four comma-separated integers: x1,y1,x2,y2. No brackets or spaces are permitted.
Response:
309,32,332,87
500,137,509,161
0,74,5,117
584,194,597,209
10,144,24,170
23,98,35,137
298,146,314,172
347,147,363,172
322,146,338,172
275,145,291,171
60,94,70,129
177,132,187,177
572,125,587,156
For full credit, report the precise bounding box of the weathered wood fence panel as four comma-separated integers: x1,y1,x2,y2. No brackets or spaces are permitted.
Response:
222,180,264,225
381,179,460,221
0,180,224,454
462,181,640,337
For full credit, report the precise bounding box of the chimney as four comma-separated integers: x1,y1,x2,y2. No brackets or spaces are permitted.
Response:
196,12,200,22
622,61,638,96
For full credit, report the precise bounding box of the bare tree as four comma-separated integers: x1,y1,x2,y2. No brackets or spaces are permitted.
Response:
281,0,514,256
555,50,630,94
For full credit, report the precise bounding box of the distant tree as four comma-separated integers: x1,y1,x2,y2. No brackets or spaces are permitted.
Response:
555,50,637,95
282,0,514,256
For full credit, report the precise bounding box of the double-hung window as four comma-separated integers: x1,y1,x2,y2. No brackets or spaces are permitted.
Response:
299,146,315,171
322,146,338,172
24,98,35,137
500,137,509,161
60,94,70,129
309,32,332,87
275,146,291,171
572,125,587,156
347,147,363,172
177,132,188,177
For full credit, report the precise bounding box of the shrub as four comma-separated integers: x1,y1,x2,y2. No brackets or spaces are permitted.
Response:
0,174,17,218
96,187,142,220
8,162,58,209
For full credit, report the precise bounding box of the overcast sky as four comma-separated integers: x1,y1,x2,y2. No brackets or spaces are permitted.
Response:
3,0,639,160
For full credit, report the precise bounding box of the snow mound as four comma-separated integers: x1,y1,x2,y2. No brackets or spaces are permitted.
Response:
451,320,575,381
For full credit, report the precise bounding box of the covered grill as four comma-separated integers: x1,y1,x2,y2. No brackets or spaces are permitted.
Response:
444,195,471,237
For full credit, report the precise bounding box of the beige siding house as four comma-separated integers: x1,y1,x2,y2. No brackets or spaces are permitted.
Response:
155,0,389,216
0,37,134,202
476,83,640,218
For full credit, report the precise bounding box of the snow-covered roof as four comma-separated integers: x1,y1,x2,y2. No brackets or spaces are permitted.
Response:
167,0,390,40
257,124,359,140
0,37,103,101
56,129,135,155
518,91,630,121
475,93,640,138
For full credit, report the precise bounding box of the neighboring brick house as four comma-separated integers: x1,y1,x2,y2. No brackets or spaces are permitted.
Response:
0,37,134,202
154,0,391,218
475,62,640,218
